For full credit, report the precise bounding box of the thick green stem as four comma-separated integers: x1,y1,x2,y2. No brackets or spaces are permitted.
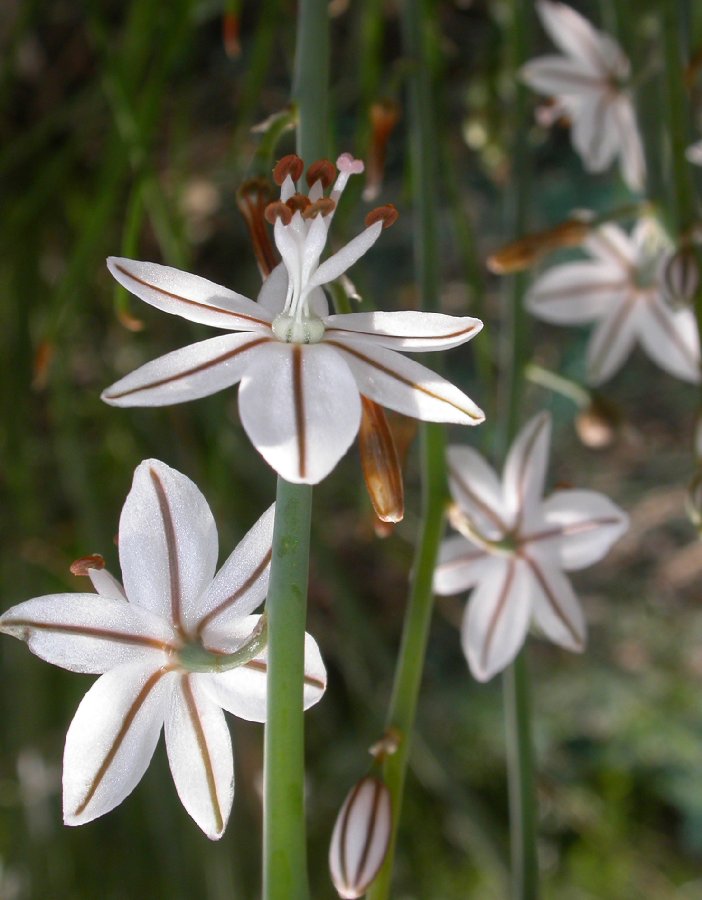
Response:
263,479,313,900
368,0,446,896
262,3,328,898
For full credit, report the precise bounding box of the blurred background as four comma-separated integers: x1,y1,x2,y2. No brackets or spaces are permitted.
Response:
2,1,702,897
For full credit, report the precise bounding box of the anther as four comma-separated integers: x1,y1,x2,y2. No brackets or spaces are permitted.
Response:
306,159,336,189
70,554,106,577
302,197,336,219
365,204,399,230
264,200,293,226
286,193,312,214
273,154,304,185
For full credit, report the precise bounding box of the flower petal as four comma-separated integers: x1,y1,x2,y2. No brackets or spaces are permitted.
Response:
526,262,628,324
536,1,627,76
63,662,175,826
0,594,175,674
503,413,551,525
585,294,640,384
101,333,273,407
107,257,271,332
327,337,484,425
323,311,482,352
637,298,701,383
307,222,383,289
88,567,128,602
528,489,628,570
522,555,586,652
686,140,702,166
165,675,234,840
611,94,646,192
195,504,275,637
238,342,362,484
447,445,509,538
257,264,329,318
520,55,605,96
570,94,618,172
461,557,532,682
433,535,491,595
200,619,327,721
119,459,219,627
584,224,635,269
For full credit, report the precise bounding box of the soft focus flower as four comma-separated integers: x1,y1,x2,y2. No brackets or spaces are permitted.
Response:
433,413,628,682
521,0,645,191
686,140,702,166
103,154,484,484
0,459,326,839
526,219,701,385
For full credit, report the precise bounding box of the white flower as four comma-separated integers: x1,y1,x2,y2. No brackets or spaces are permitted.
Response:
433,413,628,682
521,0,645,192
0,459,326,839
526,219,701,385
102,153,484,484
686,140,702,166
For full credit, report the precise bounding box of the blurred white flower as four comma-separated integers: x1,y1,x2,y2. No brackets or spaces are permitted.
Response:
0,459,326,839
103,154,484,484
521,0,645,191
433,413,628,682
526,220,701,385
686,140,702,166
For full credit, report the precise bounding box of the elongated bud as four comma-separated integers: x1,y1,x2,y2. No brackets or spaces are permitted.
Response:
237,178,279,278
359,397,404,524
661,246,700,309
488,218,590,274
363,99,401,202
329,776,392,899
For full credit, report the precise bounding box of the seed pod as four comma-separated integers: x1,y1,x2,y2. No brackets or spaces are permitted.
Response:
661,246,700,309
329,775,392,899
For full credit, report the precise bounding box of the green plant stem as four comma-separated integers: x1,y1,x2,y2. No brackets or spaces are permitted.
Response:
263,479,313,900
368,0,447,896
500,1,538,898
262,3,328,898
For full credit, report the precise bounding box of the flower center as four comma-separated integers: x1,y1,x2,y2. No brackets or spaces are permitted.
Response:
272,313,325,344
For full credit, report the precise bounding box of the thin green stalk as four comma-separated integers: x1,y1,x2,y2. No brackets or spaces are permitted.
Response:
368,0,446,896
499,0,537,897
263,479,313,900
263,3,328,898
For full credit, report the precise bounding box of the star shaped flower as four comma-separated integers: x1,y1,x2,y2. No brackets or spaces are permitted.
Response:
102,153,484,484
0,459,326,839
520,0,645,192
525,219,701,385
433,413,628,682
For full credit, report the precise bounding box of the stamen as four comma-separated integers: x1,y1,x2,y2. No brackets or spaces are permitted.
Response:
70,554,106,577
365,204,399,230
237,178,279,277
302,197,336,219
336,152,365,175
273,154,304,185
264,200,293,226
306,159,336,188
363,100,401,202
286,193,312,214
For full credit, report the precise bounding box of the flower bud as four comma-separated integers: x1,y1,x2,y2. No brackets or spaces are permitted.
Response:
329,775,392,900
574,395,621,449
487,218,590,274
359,397,404,525
661,246,700,309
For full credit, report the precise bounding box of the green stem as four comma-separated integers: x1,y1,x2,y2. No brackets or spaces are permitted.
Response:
263,479,313,900
368,0,446,896
262,4,328,898
500,1,538,897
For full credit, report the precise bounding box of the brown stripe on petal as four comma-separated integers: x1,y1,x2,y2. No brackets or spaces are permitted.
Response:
513,415,549,527
481,561,516,671
326,340,483,421
243,657,326,691
0,619,176,653
448,464,508,533
647,295,700,371
180,675,224,835
149,467,184,634
324,322,480,343
292,345,307,480
356,777,386,889
523,555,582,647
104,336,271,401
73,666,175,816
195,548,272,637
113,263,271,329
531,279,628,303
522,516,622,546
588,292,636,380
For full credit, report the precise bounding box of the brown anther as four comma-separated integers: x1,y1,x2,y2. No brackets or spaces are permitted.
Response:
487,218,591,275
264,200,293,226
237,178,279,277
70,554,106,577
301,197,336,219
365,204,399,230
306,159,336,189
273,154,304,185
285,193,312,213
